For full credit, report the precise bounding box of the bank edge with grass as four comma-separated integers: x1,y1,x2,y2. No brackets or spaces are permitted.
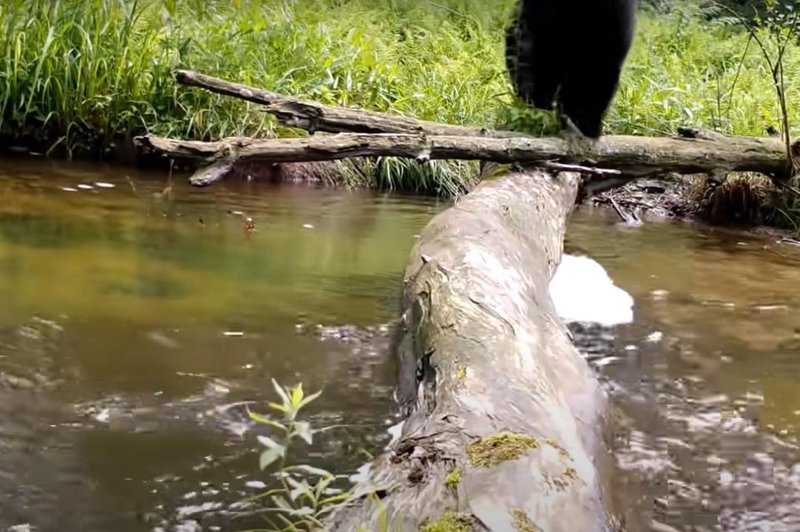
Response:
2,0,800,226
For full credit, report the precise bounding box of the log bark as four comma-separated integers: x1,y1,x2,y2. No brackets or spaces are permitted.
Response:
137,71,799,189
174,69,521,138
323,169,618,531
135,130,800,188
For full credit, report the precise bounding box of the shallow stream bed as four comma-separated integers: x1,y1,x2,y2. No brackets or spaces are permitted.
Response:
1,156,799,531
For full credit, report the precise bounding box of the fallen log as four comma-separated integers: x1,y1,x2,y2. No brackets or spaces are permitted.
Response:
134,71,800,190
323,169,619,531
135,130,800,189
174,69,522,138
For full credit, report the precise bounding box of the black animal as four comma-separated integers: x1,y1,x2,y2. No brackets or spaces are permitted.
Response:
505,0,638,139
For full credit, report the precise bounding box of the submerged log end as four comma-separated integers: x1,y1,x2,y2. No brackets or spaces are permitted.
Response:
188,159,236,187
133,133,234,159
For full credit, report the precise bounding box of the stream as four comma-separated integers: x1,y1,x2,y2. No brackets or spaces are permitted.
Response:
1,156,800,531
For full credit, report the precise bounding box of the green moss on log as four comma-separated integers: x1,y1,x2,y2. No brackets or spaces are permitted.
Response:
445,467,463,490
466,432,540,468
511,509,543,532
543,438,570,460
419,510,473,532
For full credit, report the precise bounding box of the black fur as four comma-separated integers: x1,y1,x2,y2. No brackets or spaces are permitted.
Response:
505,0,638,138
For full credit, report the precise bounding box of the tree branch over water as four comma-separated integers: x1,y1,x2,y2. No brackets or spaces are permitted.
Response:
174,69,517,138
136,130,799,188
135,70,800,191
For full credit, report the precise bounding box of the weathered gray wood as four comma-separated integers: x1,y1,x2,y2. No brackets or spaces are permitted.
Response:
148,71,799,189
188,159,236,187
134,130,800,188
324,169,619,531
175,69,521,138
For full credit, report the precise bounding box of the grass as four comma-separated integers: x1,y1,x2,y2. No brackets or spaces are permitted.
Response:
2,0,800,222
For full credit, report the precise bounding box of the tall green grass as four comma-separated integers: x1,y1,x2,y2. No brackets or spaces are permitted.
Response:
1,0,799,199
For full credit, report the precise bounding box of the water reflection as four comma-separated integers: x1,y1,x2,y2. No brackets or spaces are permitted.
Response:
565,208,800,531
2,156,800,531
0,156,441,531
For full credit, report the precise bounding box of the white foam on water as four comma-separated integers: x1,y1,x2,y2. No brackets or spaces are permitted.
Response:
549,254,634,326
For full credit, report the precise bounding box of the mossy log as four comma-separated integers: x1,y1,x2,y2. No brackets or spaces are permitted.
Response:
323,169,618,531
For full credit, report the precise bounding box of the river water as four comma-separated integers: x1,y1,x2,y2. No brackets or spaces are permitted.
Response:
1,156,799,531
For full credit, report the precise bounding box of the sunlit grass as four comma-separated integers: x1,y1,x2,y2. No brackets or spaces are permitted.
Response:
614,5,800,138
1,0,799,213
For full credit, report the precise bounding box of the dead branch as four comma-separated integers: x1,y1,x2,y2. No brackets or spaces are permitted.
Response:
157,71,800,192
134,130,800,188
175,69,520,138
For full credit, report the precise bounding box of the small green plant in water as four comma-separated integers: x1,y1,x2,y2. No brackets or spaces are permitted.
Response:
242,379,350,531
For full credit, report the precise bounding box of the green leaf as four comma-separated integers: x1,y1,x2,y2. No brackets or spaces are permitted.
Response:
249,411,286,431
287,506,315,517
274,513,295,530
271,494,293,512
284,475,304,490
290,383,305,410
259,446,284,470
271,378,291,406
294,421,313,445
257,434,284,451
319,492,351,506
286,477,313,503
268,401,289,414
314,476,334,501
240,487,286,504
285,464,334,478
297,388,323,411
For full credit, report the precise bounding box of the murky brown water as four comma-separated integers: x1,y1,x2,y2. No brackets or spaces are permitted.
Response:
565,209,800,532
1,156,800,532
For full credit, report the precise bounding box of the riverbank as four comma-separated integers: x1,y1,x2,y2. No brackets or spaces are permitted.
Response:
584,171,799,231
2,0,799,228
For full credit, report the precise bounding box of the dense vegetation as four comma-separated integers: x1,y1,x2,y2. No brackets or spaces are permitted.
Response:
1,0,799,219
